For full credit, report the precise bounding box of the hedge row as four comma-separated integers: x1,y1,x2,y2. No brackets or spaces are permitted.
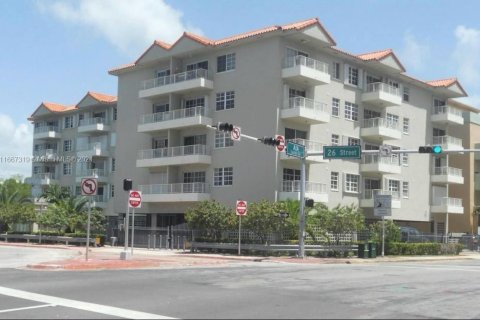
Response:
387,242,463,255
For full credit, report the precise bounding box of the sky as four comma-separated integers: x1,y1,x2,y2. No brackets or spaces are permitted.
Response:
1,0,480,179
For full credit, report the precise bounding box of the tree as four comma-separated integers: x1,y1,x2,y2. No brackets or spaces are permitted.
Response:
185,200,236,240
242,200,288,244
69,208,106,234
41,184,71,204
36,195,89,233
368,219,401,247
0,179,35,232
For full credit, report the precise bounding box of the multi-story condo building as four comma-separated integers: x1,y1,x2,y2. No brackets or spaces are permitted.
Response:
28,92,117,223
105,17,473,235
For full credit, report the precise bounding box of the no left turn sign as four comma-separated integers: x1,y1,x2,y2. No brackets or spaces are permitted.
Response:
275,135,285,152
81,178,98,196
231,126,241,141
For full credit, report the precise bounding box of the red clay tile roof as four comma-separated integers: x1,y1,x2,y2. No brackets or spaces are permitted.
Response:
356,49,393,61
88,91,117,103
110,18,336,74
42,102,76,112
425,78,458,87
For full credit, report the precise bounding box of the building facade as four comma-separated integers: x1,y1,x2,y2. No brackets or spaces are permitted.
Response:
30,18,477,235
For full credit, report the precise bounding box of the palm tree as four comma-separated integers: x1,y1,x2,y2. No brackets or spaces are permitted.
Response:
41,184,70,204
0,179,31,205
54,195,89,233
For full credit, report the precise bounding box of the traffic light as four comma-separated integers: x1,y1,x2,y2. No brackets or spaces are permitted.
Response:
305,198,314,208
123,178,132,191
418,145,443,154
261,137,280,146
217,122,234,132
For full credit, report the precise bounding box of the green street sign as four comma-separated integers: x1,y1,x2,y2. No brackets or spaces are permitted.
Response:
286,141,305,159
323,145,361,159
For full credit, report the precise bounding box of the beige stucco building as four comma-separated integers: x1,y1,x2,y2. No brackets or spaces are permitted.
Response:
30,18,479,236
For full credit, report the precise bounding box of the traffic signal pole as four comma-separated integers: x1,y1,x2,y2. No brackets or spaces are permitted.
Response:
299,158,306,258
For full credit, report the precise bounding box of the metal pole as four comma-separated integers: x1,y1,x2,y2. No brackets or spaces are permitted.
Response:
131,208,135,255
382,216,385,257
238,216,242,255
298,157,306,259
86,196,92,261
445,153,450,244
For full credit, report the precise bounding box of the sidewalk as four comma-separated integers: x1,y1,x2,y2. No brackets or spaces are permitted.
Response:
2,243,479,271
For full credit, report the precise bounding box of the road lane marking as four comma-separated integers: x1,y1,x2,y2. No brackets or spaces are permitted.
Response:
383,264,480,272
0,304,54,314
0,286,175,319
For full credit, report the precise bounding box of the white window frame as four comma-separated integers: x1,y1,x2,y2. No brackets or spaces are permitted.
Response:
214,167,233,186
347,136,360,146
348,66,359,86
403,86,410,102
331,172,339,191
63,163,71,175
388,179,400,193
332,62,341,80
215,132,234,149
344,173,360,194
331,134,340,146
344,102,358,121
402,181,409,198
216,91,235,111
402,153,409,166
217,53,236,73
332,98,340,117
403,118,410,134
63,140,72,152
64,116,74,129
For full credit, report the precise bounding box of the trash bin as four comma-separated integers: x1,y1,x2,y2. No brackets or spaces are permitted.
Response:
357,243,369,259
368,242,377,258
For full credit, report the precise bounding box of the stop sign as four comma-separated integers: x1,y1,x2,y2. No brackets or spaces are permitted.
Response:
236,200,248,216
275,135,285,152
128,190,142,208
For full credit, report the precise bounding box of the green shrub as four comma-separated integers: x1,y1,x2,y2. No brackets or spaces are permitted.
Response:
387,242,462,255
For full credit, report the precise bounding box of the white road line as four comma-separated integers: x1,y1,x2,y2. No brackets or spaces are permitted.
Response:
0,304,54,314
384,264,480,272
0,286,175,319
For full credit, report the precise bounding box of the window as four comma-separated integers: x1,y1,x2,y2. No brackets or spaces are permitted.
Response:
153,103,169,113
332,62,340,80
402,181,409,198
216,91,235,111
289,88,306,98
183,171,206,183
386,113,399,127
63,140,72,152
388,180,400,194
285,48,308,67
403,118,410,134
113,107,117,121
217,53,236,72
347,66,359,86
185,97,205,109
64,116,73,129
111,185,115,198
283,168,301,181
345,174,360,193
215,132,234,148
285,128,307,140
186,60,208,71
332,98,340,117
403,87,410,102
347,137,360,146
344,102,358,121
156,68,170,78
402,153,409,166
364,109,381,120
63,163,71,175
214,167,233,186
111,158,116,172
331,172,339,191
331,134,340,146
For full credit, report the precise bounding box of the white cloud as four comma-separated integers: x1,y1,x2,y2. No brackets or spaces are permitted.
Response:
0,114,33,180
399,32,430,72
453,25,480,88
37,0,203,55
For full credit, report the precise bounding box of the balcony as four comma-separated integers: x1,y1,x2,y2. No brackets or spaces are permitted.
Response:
360,189,401,209
278,180,328,203
139,69,213,99
282,55,330,86
138,106,212,133
28,173,58,186
361,82,402,107
431,167,464,185
78,117,110,133
75,169,109,183
77,142,109,158
360,154,401,175
137,144,211,168
281,97,330,124
432,135,463,151
33,126,61,140
431,197,464,214
32,149,60,162
139,183,211,202
360,118,402,141
431,105,464,125
279,139,328,163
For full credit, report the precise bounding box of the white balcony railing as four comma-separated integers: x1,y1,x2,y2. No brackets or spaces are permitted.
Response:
281,180,327,194
140,183,209,194
140,106,208,125
78,117,108,126
366,82,400,96
138,144,209,160
142,69,209,90
432,166,462,177
363,189,401,200
432,105,463,117
77,142,107,152
432,135,463,147
361,154,399,165
77,168,107,177
34,126,59,134
284,97,329,113
434,197,463,207
33,149,57,157
284,55,329,74
362,117,399,130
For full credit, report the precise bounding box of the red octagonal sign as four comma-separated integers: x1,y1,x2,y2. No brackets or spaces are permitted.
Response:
129,190,142,208
236,200,248,216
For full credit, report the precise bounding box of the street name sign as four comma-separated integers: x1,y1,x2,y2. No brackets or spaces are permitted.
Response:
286,141,305,159
323,145,361,159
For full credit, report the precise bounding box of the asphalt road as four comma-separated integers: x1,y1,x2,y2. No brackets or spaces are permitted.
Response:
0,246,79,269
1,259,480,319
